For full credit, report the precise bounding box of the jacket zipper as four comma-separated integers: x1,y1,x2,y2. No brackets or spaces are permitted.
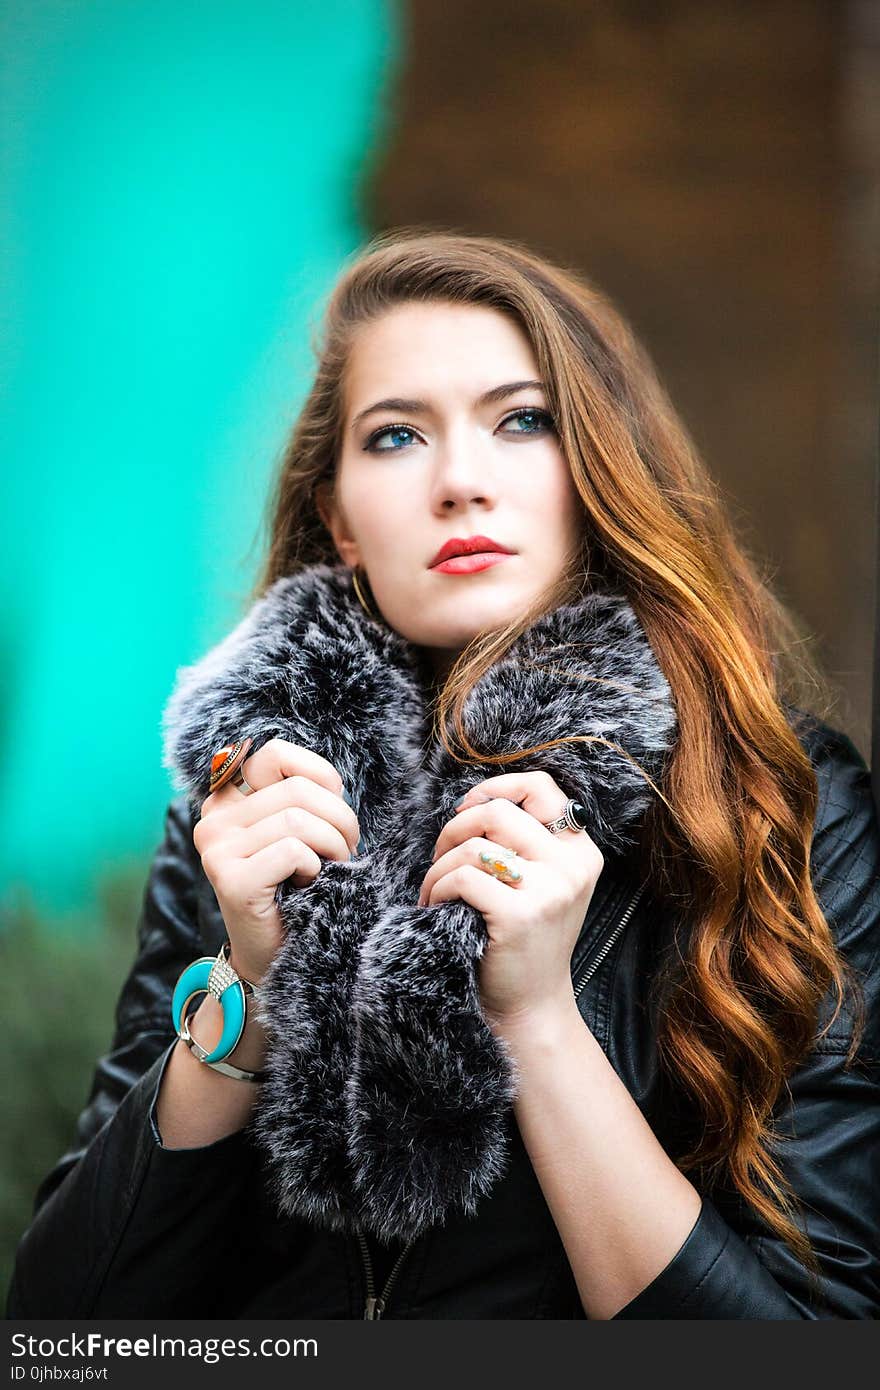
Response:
572,882,645,999
353,881,645,1317
356,1227,417,1319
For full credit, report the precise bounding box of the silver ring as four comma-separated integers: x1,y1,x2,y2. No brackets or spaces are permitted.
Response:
543,798,589,835
233,771,255,796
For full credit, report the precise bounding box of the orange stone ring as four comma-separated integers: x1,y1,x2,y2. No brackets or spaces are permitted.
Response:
209,737,255,795
477,845,523,886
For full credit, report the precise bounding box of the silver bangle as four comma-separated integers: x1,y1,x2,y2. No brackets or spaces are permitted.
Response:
178,1009,267,1083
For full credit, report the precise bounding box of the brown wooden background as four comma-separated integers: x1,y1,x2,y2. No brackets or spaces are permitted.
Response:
362,0,879,758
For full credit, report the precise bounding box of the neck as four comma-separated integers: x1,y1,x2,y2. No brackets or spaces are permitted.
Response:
416,644,462,688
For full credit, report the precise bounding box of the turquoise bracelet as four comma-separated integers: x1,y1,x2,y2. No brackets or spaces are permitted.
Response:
171,942,260,1064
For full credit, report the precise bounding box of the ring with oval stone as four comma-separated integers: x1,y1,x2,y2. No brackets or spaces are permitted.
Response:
542,798,590,835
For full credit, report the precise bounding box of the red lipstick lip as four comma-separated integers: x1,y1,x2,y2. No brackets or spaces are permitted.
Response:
429,535,514,567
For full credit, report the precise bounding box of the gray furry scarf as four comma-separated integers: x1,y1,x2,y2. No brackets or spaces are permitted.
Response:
161,562,677,1244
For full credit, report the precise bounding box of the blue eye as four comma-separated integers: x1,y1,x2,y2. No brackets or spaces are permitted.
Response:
501,407,555,435
361,419,419,453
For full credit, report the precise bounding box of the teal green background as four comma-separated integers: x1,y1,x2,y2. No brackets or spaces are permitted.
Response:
1,0,398,920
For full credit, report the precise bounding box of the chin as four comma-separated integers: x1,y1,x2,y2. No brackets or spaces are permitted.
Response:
386,584,526,649
437,604,521,647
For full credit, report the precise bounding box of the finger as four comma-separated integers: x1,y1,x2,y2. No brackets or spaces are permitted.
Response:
455,770,567,822
453,773,602,866
233,804,355,865
434,797,556,865
199,774,360,855
419,837,527,906
202,737,345,815
423,862,511,915
223,835,324,900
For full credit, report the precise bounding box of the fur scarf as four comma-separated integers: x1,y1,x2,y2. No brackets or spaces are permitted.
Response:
161,562,677,1244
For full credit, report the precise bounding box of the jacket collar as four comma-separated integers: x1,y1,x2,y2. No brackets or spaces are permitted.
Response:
161,562,677,1242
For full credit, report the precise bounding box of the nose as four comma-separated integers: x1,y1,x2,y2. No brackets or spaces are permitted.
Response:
428,421,499,514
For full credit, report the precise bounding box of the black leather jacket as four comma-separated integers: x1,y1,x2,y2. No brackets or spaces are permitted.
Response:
6,716,880,1319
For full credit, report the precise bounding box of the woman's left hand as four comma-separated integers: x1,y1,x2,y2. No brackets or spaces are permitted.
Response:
416,771,605,1034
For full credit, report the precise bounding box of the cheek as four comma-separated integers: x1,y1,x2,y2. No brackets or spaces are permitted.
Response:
339,468,401,540
525,449,581,533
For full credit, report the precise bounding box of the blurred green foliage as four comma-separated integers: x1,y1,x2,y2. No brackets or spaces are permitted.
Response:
1,866,148,1303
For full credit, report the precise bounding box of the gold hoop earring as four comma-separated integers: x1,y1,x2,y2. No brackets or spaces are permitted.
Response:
352,566,381,624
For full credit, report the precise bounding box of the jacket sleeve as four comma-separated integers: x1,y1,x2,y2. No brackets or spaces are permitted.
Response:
613,719,880,1319
5,796,266,1318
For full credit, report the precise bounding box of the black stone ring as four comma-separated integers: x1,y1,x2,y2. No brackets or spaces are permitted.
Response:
543,798,590,835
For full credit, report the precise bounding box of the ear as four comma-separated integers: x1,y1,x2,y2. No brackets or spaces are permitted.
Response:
315,482,361,568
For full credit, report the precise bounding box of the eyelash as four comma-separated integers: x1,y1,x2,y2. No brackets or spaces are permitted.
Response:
362,407,556,453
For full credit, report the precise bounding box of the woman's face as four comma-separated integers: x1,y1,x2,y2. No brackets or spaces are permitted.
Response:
320,300,584,675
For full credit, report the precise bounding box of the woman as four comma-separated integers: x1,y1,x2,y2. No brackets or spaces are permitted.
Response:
7,230,879,1319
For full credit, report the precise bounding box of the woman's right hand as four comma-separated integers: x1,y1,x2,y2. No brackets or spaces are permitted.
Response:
192,738,360,987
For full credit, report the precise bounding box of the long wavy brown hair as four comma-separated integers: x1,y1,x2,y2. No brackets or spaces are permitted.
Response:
251,228,864,1294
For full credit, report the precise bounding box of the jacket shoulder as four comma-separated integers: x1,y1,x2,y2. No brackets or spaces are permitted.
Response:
787,708,875,871
786,708,880,1046
787,703,865,769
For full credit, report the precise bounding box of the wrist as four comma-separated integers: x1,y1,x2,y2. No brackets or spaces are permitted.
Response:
484,991,582,1053
227,947,268,993
189,992,268,1069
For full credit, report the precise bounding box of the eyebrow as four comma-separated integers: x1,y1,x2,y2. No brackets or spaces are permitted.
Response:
350,379,547,431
